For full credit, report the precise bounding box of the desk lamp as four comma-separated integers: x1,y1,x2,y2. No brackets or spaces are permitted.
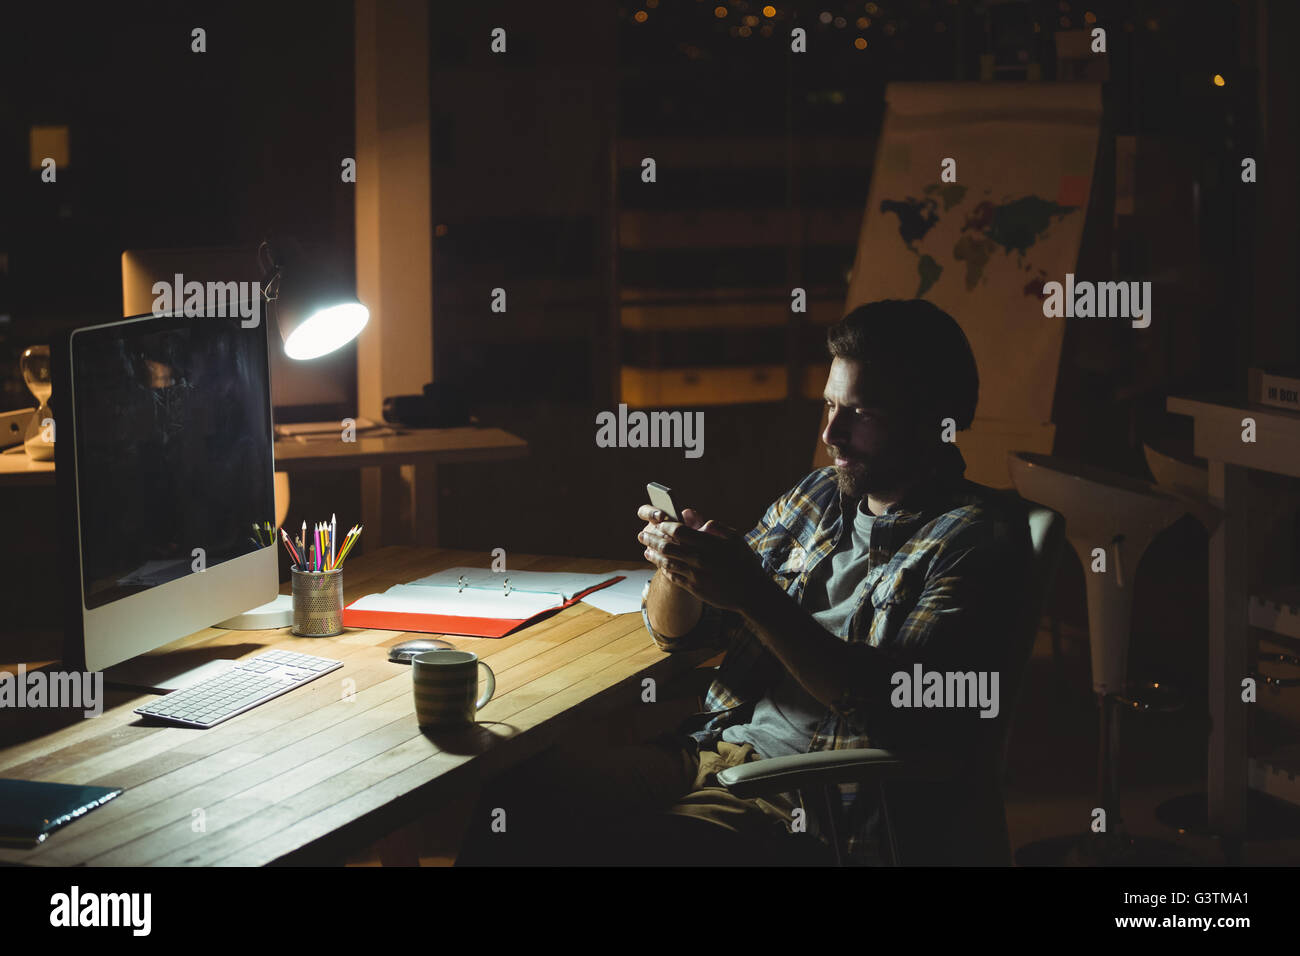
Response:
258,239,369,361
217,240,369,629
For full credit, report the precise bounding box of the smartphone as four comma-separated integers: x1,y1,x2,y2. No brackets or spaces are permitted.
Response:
646,482,680,521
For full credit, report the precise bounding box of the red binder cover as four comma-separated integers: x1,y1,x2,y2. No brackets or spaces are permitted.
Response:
341,576,625,638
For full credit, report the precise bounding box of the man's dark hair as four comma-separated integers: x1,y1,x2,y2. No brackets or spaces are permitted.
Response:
826,299,979,430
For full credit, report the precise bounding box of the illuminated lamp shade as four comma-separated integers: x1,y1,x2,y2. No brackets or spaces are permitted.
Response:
280,300,369,361
260,240,369,361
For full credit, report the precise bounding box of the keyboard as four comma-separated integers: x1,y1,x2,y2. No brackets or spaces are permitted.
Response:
134,650,343,728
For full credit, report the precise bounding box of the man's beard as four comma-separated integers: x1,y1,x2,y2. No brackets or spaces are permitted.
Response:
826,446,914,501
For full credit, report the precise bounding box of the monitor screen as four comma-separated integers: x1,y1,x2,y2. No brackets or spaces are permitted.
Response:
70,314,275,611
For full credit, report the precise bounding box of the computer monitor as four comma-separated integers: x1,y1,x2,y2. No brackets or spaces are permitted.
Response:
54,311,278,676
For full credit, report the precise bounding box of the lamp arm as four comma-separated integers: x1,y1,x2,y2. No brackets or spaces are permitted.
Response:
257,240,282,302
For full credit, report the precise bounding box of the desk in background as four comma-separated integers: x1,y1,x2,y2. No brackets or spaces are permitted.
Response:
0,446,54,485
0,426,528,548
0,546,702,866
274,426,527,549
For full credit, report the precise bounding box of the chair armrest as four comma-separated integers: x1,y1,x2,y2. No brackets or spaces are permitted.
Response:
716,748,965,799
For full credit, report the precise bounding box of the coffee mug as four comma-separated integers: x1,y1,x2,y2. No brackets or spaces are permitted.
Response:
412,650,495,726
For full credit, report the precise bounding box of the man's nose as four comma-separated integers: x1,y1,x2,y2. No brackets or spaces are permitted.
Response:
822,409,845,446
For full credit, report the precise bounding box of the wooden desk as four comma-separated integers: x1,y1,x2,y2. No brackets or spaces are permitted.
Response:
0,546,703,866
0,427,529,547
1167,394,1300,849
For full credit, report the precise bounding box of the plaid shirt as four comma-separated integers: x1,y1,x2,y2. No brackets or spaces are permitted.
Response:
641,444,1029,863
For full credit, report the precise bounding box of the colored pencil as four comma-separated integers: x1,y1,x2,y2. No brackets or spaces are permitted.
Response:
290,516,360,571
280,528,301,566
335,526,359,568
333,525,362,568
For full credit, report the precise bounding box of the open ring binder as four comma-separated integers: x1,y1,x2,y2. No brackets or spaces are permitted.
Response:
341,567,625,638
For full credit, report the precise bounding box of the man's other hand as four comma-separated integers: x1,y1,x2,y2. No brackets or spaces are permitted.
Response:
639,509,767,612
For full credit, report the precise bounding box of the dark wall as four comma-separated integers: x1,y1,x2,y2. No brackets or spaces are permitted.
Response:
0,0,357,412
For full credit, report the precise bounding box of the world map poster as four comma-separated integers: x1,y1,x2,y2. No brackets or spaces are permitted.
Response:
845,83,1103,425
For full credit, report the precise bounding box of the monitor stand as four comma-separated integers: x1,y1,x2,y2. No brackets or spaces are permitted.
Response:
215,594,294,630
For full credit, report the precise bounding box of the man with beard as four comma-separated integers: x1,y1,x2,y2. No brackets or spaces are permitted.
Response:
456,299,1030,866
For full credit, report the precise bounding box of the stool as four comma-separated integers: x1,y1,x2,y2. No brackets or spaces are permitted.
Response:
1009,452,1197,864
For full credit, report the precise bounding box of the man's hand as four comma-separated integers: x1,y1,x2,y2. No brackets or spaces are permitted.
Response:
639,507,769,613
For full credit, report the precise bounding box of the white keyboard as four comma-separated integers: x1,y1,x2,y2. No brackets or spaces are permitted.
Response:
134,650,343,728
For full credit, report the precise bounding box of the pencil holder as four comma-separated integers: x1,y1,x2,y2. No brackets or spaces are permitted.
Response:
291,567,344,637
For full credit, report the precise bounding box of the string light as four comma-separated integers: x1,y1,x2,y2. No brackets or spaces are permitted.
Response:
1213,74,1226,87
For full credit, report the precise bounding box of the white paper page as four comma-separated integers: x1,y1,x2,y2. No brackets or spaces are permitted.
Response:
404,567,618,602
276,417,377,436
348,583,561,620
579,569,654,615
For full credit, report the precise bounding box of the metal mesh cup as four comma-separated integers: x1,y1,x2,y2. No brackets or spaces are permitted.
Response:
291,567,344,637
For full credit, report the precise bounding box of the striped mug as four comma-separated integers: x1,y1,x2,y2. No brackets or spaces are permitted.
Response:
412,650,495,726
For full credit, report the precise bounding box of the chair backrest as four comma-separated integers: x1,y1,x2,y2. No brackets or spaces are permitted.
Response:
863,497,1066,866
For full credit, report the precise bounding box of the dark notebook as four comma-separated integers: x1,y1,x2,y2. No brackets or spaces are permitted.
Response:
0,778,123,848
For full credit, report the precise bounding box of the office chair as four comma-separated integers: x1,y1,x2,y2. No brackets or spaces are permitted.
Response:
714,499,1067,865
